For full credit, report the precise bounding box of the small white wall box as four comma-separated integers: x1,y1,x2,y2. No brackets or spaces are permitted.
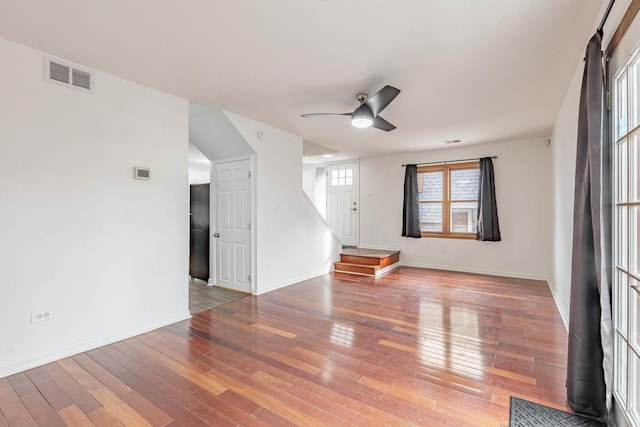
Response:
134,167,151,180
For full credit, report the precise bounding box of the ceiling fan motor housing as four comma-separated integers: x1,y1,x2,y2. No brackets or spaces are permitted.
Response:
353,103,373,118
356,93,369,104
351,103,374,128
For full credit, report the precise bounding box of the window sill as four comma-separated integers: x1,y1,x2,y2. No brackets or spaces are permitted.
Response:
420,233,476,240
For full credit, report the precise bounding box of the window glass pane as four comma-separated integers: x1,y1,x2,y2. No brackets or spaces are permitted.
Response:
631,206,640,277
618,207,628,270
616,71,628,140
633,56,640,131
418,172,443,201
332,170,339,179
331,178,338,186
419,203,442,232
346,169,352,177
632,279,640,350
616,271,629,336
617,140,628,203
631,350,640,423
345,177,352,186
450,202,478,233
450,169,479,201
631,57,640,131
615,333,628,403
632,134,640,202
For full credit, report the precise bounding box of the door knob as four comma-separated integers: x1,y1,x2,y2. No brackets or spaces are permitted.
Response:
352,208,357,211
213,233,220,238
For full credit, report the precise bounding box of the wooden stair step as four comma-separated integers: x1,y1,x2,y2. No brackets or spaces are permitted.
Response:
334,262,380,276
334,248,400,277
339,252,400,268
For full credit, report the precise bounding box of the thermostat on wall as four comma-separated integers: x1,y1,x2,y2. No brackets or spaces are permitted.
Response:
134,167,151,180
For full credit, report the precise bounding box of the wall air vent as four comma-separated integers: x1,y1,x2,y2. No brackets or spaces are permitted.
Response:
44,56,94,93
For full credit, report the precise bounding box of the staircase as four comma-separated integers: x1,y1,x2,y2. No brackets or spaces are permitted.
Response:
334,248,400,277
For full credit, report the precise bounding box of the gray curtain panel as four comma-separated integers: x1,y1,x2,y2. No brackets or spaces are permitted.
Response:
567,31,613,421
475,157,501,241
401,164,421,238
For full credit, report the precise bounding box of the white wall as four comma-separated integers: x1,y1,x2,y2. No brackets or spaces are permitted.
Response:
189,142,211,184
189,165,210,184
189,105,254,161
549,64,582,327
0,37,190,378
225,113,341,294
359,138,552,280
302,164,316,200
302,164,327,218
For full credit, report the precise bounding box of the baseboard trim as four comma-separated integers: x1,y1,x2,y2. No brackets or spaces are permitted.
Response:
546,279,569,332
376,262,400,276
255,269,330,295
399,262,548,282
0,311,192,379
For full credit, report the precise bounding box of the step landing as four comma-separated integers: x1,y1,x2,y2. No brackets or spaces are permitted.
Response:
334,248,400,277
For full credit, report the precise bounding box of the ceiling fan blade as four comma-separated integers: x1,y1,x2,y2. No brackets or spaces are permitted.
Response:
300,112,352,118
365,85,401,116
371,116,396,131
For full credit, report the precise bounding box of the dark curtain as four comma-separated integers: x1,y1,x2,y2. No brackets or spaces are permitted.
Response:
401,165,421,238
475,157,501,241
567,31,613,420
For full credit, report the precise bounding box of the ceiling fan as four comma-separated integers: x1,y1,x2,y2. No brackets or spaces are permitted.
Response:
301,85,401,131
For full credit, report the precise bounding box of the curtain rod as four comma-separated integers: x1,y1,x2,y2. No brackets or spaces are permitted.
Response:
401,155,497,168
598,0,616,33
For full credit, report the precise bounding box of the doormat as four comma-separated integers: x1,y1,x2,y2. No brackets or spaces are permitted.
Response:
509,397,606,427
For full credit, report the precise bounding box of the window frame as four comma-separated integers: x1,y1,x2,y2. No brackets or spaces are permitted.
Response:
612,46,640,426
417,160,479,239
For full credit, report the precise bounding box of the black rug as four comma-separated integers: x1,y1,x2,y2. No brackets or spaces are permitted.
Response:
509,397,606,427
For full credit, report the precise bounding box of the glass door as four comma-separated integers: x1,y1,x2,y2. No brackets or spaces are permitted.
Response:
613,48,640,426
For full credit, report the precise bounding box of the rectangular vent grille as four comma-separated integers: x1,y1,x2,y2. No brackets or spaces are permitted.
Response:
44,56,94,93
49,61,70,84
72,69,91,90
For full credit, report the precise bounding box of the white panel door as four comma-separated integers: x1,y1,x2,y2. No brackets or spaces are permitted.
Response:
215,159,251,293
326,163,358,246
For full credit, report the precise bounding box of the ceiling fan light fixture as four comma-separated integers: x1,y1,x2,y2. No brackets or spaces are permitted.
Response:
351,115,373,128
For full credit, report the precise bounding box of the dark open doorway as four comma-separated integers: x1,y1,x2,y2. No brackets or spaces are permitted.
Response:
189,183,210,281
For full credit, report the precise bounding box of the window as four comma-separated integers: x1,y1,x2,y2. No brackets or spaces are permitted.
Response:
330,168,353,187
417,161,479,238
613,47,640,426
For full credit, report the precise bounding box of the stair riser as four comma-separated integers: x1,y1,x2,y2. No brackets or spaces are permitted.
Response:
340,253,400,268
339,255,383,266
334,263,377,275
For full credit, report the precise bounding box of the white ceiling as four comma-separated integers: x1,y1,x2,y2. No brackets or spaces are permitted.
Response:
0,0,604,158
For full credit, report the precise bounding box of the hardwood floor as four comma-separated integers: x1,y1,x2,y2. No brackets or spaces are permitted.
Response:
189,279,246,314
0,267,568,426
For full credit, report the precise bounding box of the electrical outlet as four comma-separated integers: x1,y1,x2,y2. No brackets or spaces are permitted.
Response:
31,310,54,323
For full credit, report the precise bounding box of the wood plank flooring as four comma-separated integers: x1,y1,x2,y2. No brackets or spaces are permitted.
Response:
0,267,569,426
189,279,246,314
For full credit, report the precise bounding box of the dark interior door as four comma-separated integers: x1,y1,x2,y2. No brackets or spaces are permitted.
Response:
189,183,210,280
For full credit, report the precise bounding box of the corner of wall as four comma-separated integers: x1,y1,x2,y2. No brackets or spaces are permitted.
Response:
546,279,569,332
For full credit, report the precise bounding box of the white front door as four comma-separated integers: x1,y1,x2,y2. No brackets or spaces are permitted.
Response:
327,162,358,246
214,159,251,293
